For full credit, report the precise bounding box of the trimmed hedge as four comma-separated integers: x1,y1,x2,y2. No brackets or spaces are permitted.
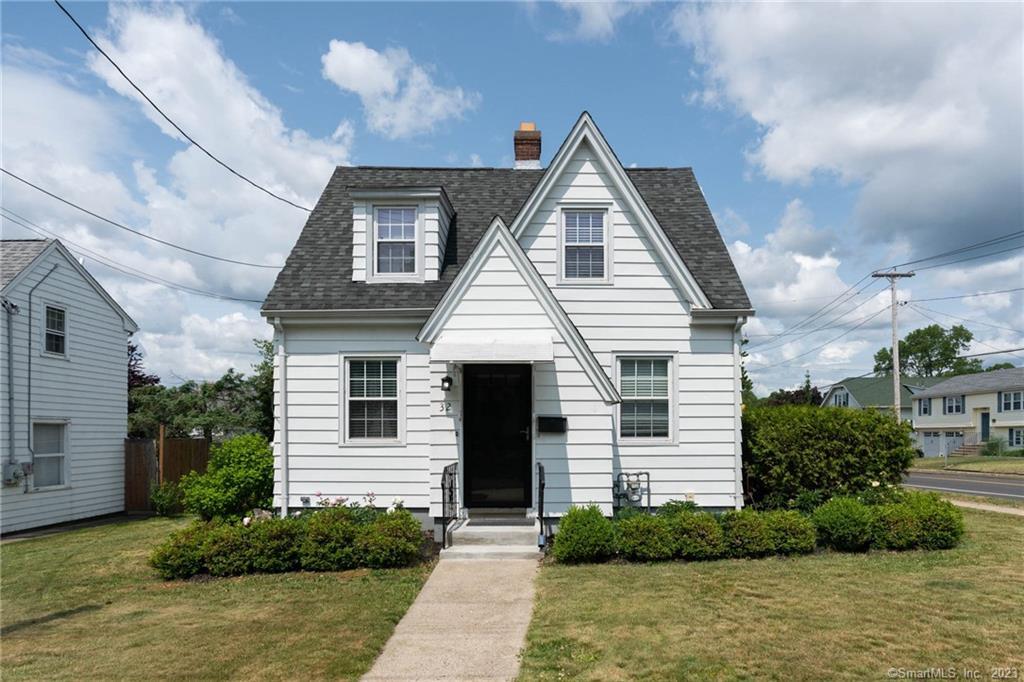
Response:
903,492,964,549
764,510,816,555
551,505,616,564
720,510,775,558
149,507,424,580
616,514,674,562
870,503,921,551
668,511,725,561
811,497,874,552
743,406,916,508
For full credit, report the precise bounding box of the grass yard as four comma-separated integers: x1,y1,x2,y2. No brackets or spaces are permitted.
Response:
912,456,1024,474
520,510,1024,681
0,517,431,681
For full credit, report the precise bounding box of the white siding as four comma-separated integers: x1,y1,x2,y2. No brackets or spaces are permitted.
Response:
518,141,740,509
426,239,613,516
352,200,451,283
274,324,431,510
1,248,131,533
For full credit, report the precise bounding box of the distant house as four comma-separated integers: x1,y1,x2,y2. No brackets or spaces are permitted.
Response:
1,239,138,534
910,367,1024,457
820,376,945,423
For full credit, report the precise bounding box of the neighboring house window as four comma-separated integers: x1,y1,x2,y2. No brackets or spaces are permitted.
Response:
563,210,606,280
1001,391,1023,412
943,396,964,415
375,207,417,275
1009,429,1023,447
945,431,963,438
32,422,66,487
918,398,931,416
44,305,66,355
619,358,670,439
346,358,400,440
832,391,848,407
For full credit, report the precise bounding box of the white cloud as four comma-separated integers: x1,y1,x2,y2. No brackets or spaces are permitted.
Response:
552,1,645,42
138,310,271,382
321,40,480,139
674,3,1023,252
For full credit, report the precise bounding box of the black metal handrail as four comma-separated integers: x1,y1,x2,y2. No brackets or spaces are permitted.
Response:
537,461,547,549
440,462,458,549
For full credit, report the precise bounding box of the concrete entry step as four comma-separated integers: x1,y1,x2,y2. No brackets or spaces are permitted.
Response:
440,544,541,561
451,522,538,547
466,508,534,526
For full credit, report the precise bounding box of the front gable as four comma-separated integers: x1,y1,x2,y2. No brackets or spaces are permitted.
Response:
418,217,620,404
508,112,713,310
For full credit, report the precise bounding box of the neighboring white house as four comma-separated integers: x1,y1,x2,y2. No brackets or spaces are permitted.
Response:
1,239,138,534
820,376,945,423
262,113,753,537
910,367,1024,457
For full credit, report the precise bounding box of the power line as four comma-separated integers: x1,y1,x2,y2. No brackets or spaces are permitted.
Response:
906,287,1024,303
912,244,1024,273
908,304,1023,360
747,304,892,371
1,171,282,268
52,0,312,213
958,347,1024,359
888,230,1024,269
910,303,1024,336
0,210,265,304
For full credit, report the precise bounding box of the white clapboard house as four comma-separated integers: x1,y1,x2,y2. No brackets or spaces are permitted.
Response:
262,114,753,551
1,239,137,534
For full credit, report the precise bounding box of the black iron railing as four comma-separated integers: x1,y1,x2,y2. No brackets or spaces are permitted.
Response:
440,462,458,549
537,461,547,549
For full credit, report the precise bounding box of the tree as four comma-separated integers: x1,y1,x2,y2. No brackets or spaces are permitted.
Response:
128,341,160,390
740,338,759,408
763,371,823,406
250,339,274,441
986,362,1016,371
873,324,982,377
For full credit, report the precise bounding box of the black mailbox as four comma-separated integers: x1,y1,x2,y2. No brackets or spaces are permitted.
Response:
537,416,567,434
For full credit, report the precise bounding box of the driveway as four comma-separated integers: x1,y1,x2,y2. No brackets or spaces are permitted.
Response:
903,470,1024,501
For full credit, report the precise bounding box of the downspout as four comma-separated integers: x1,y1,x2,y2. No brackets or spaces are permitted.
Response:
26,264,59,491
733,316,746,510
3,298,19,466
273,317,289,518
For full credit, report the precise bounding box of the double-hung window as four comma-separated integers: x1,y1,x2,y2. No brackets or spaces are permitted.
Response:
944,396,964,415
346,359,400,441
1001,391,1023,412
918,398,931,416
32,422,66,488
619,358,671,440
1009,429,1024,447
375,207,417,275
833,391,849,407
44,305,66,356
562,209,606,280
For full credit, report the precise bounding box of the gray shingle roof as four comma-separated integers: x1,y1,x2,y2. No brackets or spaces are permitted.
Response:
826,375,946,407
262,167,751,312
912,367,1024,399
1,239,49,290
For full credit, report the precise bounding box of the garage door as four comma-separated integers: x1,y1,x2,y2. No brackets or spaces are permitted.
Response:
920,431,942,457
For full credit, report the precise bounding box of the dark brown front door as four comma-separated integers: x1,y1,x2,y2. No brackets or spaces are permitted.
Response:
463,364,532,508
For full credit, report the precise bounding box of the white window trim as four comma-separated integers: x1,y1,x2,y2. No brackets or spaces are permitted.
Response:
612,352,677,445
339,353,406,447
945,396,964,415
366,204,425,283
556,202,614,286
1002,390,1023,412
1009,428,1023,447
30,419,71,491
41,302,69,359
918,398,931,416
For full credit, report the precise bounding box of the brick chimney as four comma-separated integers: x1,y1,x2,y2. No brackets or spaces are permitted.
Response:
514,122,541,169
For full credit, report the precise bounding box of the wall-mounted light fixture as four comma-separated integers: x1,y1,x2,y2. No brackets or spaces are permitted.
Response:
441,375,453,392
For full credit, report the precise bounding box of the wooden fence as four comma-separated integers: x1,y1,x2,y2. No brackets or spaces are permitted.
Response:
124,431,211,512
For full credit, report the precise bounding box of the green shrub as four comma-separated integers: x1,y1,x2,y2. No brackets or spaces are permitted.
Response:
743,406,915,507
149,522,210,579
668,511,725,561
656,500,699,517
181,434,273,521
357,510,424,568
552,505,616,564
764,510,816,555
300,507,362,571
612,506,646,521
856,484,908,507
249,517,305,572
903,492,964,550
870,504,921,551
616,514,674,562
150,481,184,516
812,497,873,552
202,523,254,577
720,510,775,558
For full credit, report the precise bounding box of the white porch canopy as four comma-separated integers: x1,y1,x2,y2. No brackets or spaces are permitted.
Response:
429,332,554,363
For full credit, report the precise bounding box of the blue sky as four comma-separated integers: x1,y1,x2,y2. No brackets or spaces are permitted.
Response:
2,2,1021,393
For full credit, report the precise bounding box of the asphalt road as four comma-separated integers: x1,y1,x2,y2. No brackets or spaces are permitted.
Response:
903,470,1024,501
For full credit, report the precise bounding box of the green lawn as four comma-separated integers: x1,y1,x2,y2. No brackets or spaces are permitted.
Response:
912,456,1024,474
1,517,431,681
520,510,1024,680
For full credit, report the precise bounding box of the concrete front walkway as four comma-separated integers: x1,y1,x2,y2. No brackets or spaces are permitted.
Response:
363,559,538,681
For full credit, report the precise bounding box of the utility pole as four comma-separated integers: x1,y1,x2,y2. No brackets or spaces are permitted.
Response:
872,270,915,420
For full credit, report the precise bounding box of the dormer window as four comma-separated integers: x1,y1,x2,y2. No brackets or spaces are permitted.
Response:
375,207,417,275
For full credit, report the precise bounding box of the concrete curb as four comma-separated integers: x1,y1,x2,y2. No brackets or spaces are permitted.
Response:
944,499,1024,517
